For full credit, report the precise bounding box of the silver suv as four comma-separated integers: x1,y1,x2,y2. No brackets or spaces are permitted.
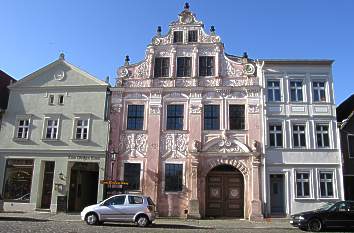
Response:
81,194,156,227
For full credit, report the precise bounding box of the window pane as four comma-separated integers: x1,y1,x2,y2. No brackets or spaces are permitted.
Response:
127,105,144,130
296,182,302,197
229,105,245,130
124,163,141,190
188,30,198,42
165,164,183,192
304,182,310,196
173,31,183,43
154,57,170,77
177,57,191,77
3,159,34,202
204,105,219,130
167,105,184,130
276,133,283,147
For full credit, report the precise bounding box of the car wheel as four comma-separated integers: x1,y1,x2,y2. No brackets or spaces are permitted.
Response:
307,218,322,232
136,215,149,227
85,213,99,225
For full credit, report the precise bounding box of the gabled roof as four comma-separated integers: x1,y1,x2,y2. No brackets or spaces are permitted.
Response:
337,94,354,124
9,54,107,89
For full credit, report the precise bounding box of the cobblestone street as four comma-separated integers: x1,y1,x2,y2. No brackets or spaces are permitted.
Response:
0,212,303,233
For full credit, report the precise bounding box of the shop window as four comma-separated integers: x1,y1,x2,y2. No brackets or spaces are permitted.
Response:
3,159,34,202
124,163,141,191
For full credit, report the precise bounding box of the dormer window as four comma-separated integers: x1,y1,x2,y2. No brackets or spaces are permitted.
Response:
188,30,198,42
173,31,183,43
154,57,170,78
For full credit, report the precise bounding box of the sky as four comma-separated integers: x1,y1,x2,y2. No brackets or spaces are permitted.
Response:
1,0,353,104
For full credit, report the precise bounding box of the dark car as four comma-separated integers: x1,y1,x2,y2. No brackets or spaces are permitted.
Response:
290,201,354,232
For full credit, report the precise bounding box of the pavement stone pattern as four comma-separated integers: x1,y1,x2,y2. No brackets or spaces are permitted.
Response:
0,211,303,233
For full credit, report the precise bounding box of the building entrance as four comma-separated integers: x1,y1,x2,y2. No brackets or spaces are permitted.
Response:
270,174,285,216
68,162,99,212
205,165,244,218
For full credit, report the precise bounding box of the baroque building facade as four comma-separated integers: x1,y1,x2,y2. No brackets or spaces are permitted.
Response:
0,54,109,212
109,5,264,219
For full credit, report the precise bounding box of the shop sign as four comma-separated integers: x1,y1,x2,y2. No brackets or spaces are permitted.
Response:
100,180,128,185
68,155,101,161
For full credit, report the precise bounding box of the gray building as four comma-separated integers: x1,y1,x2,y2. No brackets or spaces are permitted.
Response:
0,54,109,212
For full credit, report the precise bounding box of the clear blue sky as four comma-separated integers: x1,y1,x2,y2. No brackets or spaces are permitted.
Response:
1,0,353,104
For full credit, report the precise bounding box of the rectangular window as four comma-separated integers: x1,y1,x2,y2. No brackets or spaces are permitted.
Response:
316,124,330,148
177,57,191,77
48,95,55,105
188,30,198,42
166,104,184,130
229,105,245,130
348,135,354,158
313,81,326,102
319,172,334,198
165,164,183,192
173,31,183,43
199,56,215,76
127,105,144,130
58,95,64,105
269,124,283,147
45,118,59,139
267,80,281,102
124,163,141,191
290,80,303,102
16,118,30,139
154,57,170,78
296,172,310,198
75,119,89,140
204,105,220,130
3,159,34,202
293,124,306,148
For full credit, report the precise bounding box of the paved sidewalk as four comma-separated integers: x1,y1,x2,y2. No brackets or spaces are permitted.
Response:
0,211,293,229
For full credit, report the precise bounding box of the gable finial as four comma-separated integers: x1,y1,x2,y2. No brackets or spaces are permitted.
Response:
210,26,216,35
105,76,110,84
59,52,65,60
124,55,130,66
157,26,162,36
184,2,190,10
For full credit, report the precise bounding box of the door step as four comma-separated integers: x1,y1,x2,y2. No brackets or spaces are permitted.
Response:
35,208,51,213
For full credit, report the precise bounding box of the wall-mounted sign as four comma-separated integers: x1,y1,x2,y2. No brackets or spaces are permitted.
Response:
68,155,101,161
100,180,128,185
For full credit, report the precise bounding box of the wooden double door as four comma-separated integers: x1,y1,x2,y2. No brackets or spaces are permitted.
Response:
206,166,244,218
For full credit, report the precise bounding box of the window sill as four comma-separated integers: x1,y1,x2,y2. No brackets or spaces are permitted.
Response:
72,139,90,142
317,197,338,200
164,191,184,195
13,138,30,142
124,130,147,134
294,197,315,201
42,138,60,142
164,130,188,133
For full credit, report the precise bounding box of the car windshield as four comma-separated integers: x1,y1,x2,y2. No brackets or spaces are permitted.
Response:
317,202,335,211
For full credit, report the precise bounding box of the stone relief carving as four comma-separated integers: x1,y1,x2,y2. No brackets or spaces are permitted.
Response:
160,133,188,159
150,105,162,115
176,79,196,87
202,78,221,87
111,104,122,113
119,133,148,157
200,30,221,43
134,60,150,79
206,132,248,154
247,89,261,97
227,91,247,99
222,59,244,77
189,103,202,114
248,104,260,114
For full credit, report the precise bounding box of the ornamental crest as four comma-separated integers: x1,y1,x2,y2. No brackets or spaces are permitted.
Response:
119,133,148,157
160,133,188,159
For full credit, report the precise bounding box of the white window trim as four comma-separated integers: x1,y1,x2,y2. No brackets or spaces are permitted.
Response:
123,99,148,132
317,169,337,199
202,103,221,131
162,160,186,194
42,114,61,140
58,95,64,105
13,115,32,141
48,95,55,105
347,134,354,158
72,114,91,141
312,80,328,103
176,56,192,78
314,122,331,149
198,55,216,78
291,122,308,149
120,160,144,193
163,98,189,132
202,99,223,131
289,79,305,102
267,121,284,148
266,79,282,102
153,56,171,78
294,169,313,200
226,100,247,131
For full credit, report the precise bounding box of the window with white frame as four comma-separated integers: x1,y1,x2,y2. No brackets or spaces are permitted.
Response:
15,118,30,139
348,135,354,158
267,80,281,102
290,80,303,102
316,124,330,148
127,105,144,130
295,171,310,198
74,118,89,140
44,118,59,139
313,81,326,102
293,124,306,148
319,171,334,198
58,95,64,105
269,124,283,147
165,163,183,192
48,95,55,105
166,104,184,130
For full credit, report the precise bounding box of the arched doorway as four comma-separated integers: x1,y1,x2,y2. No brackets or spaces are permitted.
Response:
205,164,244,218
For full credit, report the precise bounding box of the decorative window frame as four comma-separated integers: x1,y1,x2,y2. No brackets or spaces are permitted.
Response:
120,159,144,193
123,94,149,132
202,97,223,132
316,168,337,200
72,113,92,141
288,78,306,103
313,121,332,149
294,169,314,200
13,115,32,141
290,121,309,149
311,79,328,103
153,56,171,78
162,93,189,132
266,78,282,103
198,55,216,78
226,100,247,131
267,120,285,148
42,114,62,141
162,160,186,194
176,56,193,78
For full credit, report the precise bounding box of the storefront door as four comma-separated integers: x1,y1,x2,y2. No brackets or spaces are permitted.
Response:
41,161,55,209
